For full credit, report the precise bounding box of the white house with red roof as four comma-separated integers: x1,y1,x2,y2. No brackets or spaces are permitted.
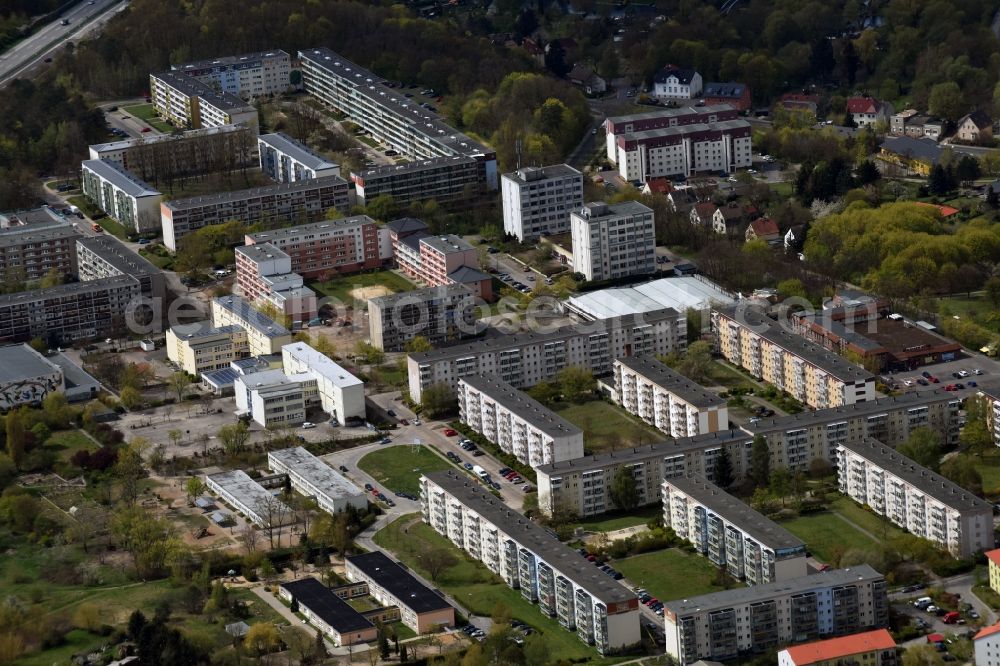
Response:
847,97,893,128
745,217,780,242
777,629,896,666
976,622,1000,666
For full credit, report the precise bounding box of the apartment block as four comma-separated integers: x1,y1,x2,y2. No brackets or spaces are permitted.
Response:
0,212,78,283
664,565,889,665
614,356,728,438
88,124,256,184
161,176,350,251
233,244,316,323
258,132,340,183
663,475,807,585
538,429,751,518
211,295,293,356
149,70,259,131
457,374,584,468
837,438,993,558
172,50,291,99
385,217,492,300
777,629,897,666
268,447,366,514
745,389,962,472
406,309,686,402
603,105,752,181
976,383,1000,447
989,550,1000,596
0,275,142,343
281,341,365,426
712,306,876,410
421,471,641,654
205,469,293,528
975,623,1000,666
352,155,486,208
76,235,165,302
80,159,163,233
243,215,389,279
367,283,480,352
345,552,455,633
570,201,656,282
500,164,584,241
0,344,65,411
166,321,249,376
235,368,317,427
298,47,497,193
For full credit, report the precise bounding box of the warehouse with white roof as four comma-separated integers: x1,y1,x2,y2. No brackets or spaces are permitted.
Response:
268,447,367,514
566,277,734,320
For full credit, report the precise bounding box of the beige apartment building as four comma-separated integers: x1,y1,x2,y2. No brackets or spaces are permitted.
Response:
166,322,249,376
211,295,293,357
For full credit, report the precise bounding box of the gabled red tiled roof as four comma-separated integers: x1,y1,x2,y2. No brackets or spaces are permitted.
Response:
693,202,716,218
750,217,779,237
985,548,1000,567
975,623,1000,641
847,97,881,114
782,629,895,665
645,178,673,195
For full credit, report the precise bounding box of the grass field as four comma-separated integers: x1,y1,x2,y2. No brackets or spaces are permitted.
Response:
357,445,453,495
374,515,622,664
939,293,999,333
46,430,97,462
576,505,662,533
122,103,174,134
778,510,877,563
159,169,272,200
310,270,417,307
614,549,730,602
707,360,759,392
828,496,906,541
554,400,662,454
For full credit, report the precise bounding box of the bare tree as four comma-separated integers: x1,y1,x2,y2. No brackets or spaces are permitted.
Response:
238,523,260,555
256,495,290,549
422,549,458,583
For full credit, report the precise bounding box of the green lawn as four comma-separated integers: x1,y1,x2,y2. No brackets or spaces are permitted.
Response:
828,496,907,541
613,549,731,602
139,246,175,269
576,505,662,533
66,195,130,239
778,511,877,563
939,293,1000,333
13,629,106,666
46,430,97,462
159,169,272,200
309,270,417,307
707,360,759,392
769,181,794,199
374,515,623,664
554,400,663,454
66,194,101,219
358,445,453,495
122,103,175,133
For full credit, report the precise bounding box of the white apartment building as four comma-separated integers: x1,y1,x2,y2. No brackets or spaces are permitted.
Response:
837,438,993,558
421,471,641,654
204,469,292,527
352,155,487,208
570,201,656,282
367,283,480,352
172,50,291,99
149,70,259,131
268,447,366,514
234,368,317,428
614,356,728,438
501,164,584,241
712,306,876,411
663,475,807,585
406,309,686,402
166,321,249,376
258,132,341,183
80,159,162,233
975,624,1000,666
281,341,365,425
211,295,293,357
663,565,889,665
76,235,165,302
457,374,584,468
652,65,703,100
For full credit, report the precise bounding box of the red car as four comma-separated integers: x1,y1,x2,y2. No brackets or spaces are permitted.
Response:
443,428,458,436
141,127,151,133
928,376,939,383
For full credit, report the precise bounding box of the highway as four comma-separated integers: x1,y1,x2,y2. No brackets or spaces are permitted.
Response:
0,0,127,87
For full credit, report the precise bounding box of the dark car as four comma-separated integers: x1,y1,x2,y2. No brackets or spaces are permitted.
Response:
339,465,348,473
917,378,929,386
364,483,373,491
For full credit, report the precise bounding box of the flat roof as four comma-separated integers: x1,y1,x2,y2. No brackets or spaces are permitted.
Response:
0,224,78,248
606,104,736,125
347,551,452,614
573,200,653,220
206,469,290,517
49,351,101,392
354,154,478,179
173,49,290,71
163,175,346,211
424,470,636,605
665,475,804,551
171,321,242,342
0,275,138,305
715,306,875,384
567,277,735,320
502,163,582,185
616,355,724,408
246,215,374,244
269,447,363,500
298,48,491,159
235,242,290,264
280,577,374,633
369,283,473,309
409,309,680,364
842,438,992,512
258,132,339,171
663,565,883,616
618,119,751,142
0,344,62,384
421,234,474,255
0,206,67,230
282,342,362,388
89,124,247,153
213,295,290,337
81,159,161,198
459,374,582,439
77,235,161,277
151,70,253,112
536,429,751,476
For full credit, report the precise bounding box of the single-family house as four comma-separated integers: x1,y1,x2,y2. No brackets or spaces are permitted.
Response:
653,65,702,100
784,224,806,252
667,188,699,214
847,97,892,128
955,111,993,143
689,202,716,228
567,64,607,95
746,217,780,242
702,82,751,112
712,204,744,236
643,178,673,196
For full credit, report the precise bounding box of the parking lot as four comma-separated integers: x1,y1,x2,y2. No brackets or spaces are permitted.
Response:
884,352,999,395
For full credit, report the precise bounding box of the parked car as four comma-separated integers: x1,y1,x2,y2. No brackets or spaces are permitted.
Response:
387,409,396,417
339,465,349,473
301,422,315,429
443,429,458,436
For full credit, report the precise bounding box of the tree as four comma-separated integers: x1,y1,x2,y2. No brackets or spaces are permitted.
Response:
120,386,143,410
168,372,192,402
902,645,945,666
714,446,735,489
421,382,457,418
855,160,880,185
113,439,148,507
283,627,314,665
377,621,390,659
404,336,434,353
5,407,26,469
986,275,1000,308
28,337,46,354
127,610,147,640
749,435,771,487
256,494,290,548
422,548,458,582
609,466,638,510
354,340,385,366
676,340,714,383
940,456,983,496
928,82,966,123
526,381,558,406
244,622,280,657
955,155,981,185
218,421,251,457
313,629,328,661
365,194,398,221
769,466,792,505
928,164,953,196
897,427,942,470
238,523,260,555
184,477,205,504
556,366,595,402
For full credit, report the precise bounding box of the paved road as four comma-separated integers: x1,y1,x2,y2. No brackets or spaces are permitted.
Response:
0,0,127,87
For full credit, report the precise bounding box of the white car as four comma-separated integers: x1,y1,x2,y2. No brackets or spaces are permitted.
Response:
903,379,914,387
958,370,969,377
301,422,315,429
974,368,984,375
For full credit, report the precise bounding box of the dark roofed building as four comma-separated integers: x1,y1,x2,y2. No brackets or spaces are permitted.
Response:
653,64,703,100
279,578,377,646
345,552,454,632
702,81,751,112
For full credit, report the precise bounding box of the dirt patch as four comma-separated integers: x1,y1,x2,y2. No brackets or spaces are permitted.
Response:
349,285,393,300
